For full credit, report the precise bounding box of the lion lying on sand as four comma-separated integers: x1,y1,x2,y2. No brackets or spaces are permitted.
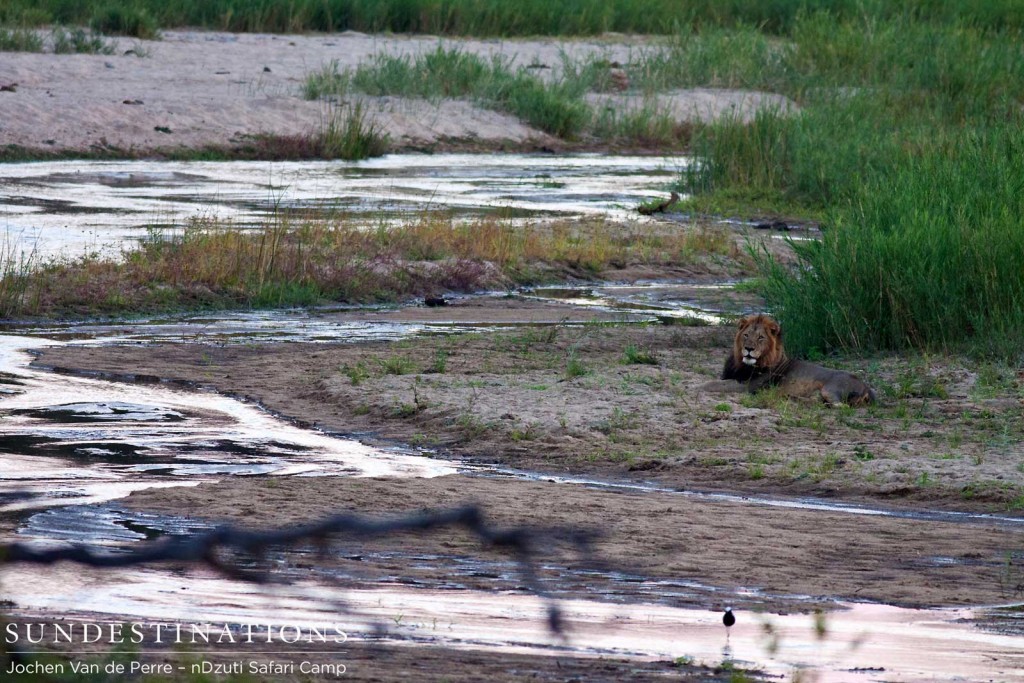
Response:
703,314,876,406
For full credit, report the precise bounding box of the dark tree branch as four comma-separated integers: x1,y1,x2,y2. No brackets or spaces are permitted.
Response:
1,505,596,634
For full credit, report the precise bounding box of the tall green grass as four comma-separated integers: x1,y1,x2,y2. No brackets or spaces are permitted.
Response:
758,127,1024,360
0,25,42,51
672,11,1024,359
5,0,1024,36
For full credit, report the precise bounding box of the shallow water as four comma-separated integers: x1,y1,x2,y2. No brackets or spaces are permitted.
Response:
0,334,459,512
6,563,1022,682
0,154,686,257
0,154,1018,680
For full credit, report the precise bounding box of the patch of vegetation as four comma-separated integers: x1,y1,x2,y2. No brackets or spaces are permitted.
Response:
564,351,590,380
0,212,727,319
51,25,115,54
0,25,42,51
665,10,1024,361
316,101,390,159
426,349,448,374
8,0,1024,36
622,344,659,366
89,3,159,39
378,355,417,375
594,406,640,436
341,361,370,385
456,412,493,440
306,48,589,139
304,44,733,145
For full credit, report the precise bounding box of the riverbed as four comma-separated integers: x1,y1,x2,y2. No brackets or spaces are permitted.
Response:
1,154,1022,682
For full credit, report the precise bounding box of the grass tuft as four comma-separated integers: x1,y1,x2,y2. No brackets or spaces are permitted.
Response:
51,25,115,54
0,25,42,51
89,4,159,39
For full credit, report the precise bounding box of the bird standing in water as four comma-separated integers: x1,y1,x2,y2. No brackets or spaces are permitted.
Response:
723,607,735,639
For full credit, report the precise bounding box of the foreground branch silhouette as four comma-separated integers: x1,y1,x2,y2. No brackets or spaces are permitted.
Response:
1,504,594,633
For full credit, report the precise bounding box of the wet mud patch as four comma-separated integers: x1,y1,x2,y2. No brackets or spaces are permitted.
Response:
0,434,150,461
11,401,186,423
121,475,1024,609
20,504,209,546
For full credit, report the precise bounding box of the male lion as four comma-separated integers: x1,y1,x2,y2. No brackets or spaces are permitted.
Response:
705,314,876,405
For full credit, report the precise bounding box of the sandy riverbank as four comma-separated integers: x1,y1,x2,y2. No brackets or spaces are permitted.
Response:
0,30,795,156
28,293,1024,621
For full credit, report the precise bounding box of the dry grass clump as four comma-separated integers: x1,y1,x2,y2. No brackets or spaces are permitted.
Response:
6,214,730,318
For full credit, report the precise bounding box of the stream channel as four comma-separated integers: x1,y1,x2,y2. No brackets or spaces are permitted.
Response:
0,155,1021,681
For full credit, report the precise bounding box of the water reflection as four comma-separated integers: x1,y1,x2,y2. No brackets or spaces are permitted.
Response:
0,335,460,512
0,154,687,257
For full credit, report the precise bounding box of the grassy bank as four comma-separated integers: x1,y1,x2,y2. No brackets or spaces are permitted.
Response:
306,49,591,139
0,215,731,318
4,0,1024,37
667,11,1024,360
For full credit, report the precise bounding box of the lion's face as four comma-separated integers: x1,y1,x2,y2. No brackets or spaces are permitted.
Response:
734,314,783,368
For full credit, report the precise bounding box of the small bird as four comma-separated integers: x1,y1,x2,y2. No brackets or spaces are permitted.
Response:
723,607,736,637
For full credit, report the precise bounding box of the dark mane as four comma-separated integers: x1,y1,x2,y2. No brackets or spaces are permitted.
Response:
722,353,795,388
721,353,756,381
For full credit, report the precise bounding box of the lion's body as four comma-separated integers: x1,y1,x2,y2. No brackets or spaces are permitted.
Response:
714,314,876,406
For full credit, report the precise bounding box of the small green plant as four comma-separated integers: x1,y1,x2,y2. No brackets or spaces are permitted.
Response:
594,407,639,436
378,355,417,375
303,60,350,99
852,445,875,461
317,101,390,160
564,351,590,379
342,361,370,386
622,343,659,365
456,413,492,439
392,402,419,418
714,402,732,412
510,422,540,441
426,349,448,374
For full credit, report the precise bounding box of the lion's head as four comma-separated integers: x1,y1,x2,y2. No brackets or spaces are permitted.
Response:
733,314,786,369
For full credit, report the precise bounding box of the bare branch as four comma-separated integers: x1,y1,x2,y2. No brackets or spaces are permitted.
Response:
1,504,596,633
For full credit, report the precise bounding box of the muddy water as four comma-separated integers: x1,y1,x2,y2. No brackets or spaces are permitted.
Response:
0,334,459,512
0,154,686,258
6,564,1023,682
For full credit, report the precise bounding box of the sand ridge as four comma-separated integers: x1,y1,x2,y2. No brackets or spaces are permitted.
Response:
0,30,796,154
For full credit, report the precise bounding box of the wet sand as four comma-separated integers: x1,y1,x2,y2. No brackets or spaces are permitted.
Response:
7,293,1022,682
0,30,796,156
36,297,1024,511
122,474,1024,609
29,295,1024,616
